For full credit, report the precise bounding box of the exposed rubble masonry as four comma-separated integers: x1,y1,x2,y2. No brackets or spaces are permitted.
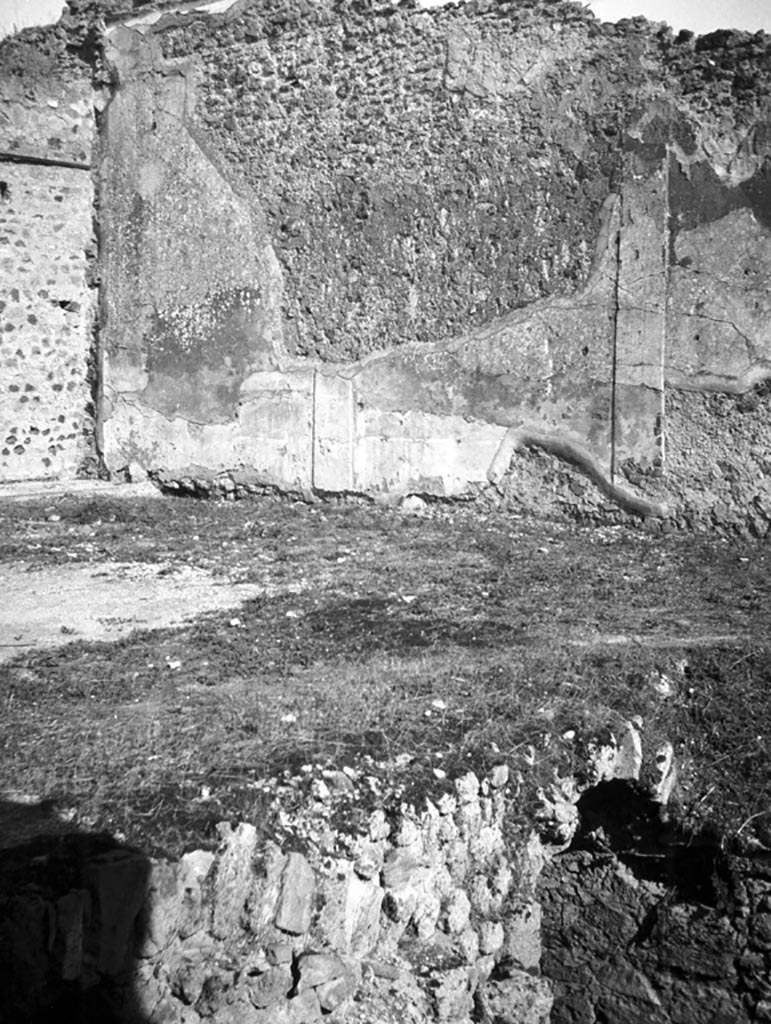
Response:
0,70,96,482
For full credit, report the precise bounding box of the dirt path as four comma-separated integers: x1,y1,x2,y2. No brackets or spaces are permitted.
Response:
0,561,269,663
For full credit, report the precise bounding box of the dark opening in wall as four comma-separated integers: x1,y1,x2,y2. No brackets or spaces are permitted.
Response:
572,779,720,903
0,181,9,202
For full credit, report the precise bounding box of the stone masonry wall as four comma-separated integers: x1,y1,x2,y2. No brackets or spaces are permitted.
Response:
0,766,553,1024
0,44,97,483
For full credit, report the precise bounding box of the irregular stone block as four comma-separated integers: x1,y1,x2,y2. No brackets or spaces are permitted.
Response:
353,840,385,880
479,920,504,955
347,874,383,957
316,969,357,1012
317,861,382,956
502,903,542,971
138,858,180,958
752,912,771,945
457,925,480,965
247,843,286,934
247,964,293,1009
431,965,475,1022
368,809,390,841
84,850,150,976
194,965,236,1018
615,721,643,780
382,849,423,889
266,941,294,965
297,951,347,990
171,948,211,1007
480,970,553,1024
275,852,315,935
445,838,469,882
414,888,441,940
288,987,322,1022
131,960,165,1020
212,822,258,940
55,889,89,981
179,850,215,940
437,792,458,817
393,815,421,847
457,800,483,842
467,874,494,916
382,886,418,929
455,772,481,804
468,823,504,862
443,888,471,934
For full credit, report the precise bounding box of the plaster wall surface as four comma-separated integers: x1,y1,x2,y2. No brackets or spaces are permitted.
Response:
99,24,285,473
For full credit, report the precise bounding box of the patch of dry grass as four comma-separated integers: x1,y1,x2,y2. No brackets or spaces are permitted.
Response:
1,494,771,854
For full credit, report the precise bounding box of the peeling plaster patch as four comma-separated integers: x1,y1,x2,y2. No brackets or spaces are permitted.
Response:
668,207,771,384
117,1,246,32
669,156,771,239
142,286,271,422
99,25,284,473
352,407,507,499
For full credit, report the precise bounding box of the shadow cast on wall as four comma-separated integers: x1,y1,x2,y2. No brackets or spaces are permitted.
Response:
0,799,152,1023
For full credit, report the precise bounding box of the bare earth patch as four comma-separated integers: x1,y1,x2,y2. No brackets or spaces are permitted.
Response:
0,561,282,663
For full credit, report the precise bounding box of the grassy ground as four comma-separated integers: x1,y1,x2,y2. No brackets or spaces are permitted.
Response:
1,492,770,856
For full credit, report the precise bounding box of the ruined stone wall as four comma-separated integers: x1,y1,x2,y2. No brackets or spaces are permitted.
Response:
91,1,771,536
4,727,771,1022
8,1,771,533
0,30,97,483
0,766,553,1024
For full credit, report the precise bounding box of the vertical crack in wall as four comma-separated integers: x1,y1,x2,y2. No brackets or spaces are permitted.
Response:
85,116,108,481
